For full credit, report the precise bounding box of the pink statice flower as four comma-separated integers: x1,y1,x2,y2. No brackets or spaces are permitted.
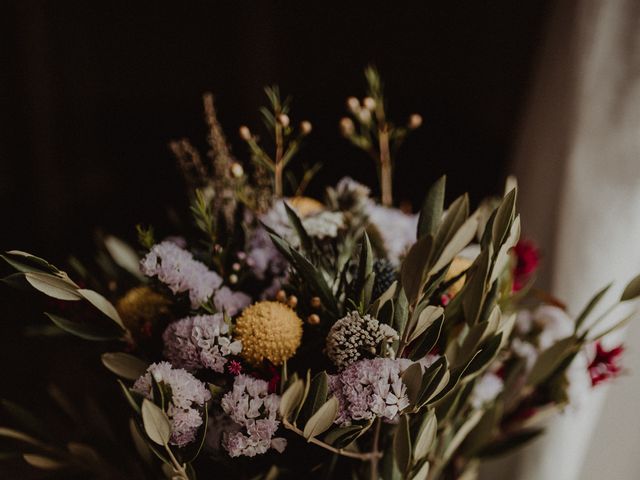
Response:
163,314,242,373
133,362,211,447
329,358,413,426
140,241,222,308
213,287,251,316
219,374,286,457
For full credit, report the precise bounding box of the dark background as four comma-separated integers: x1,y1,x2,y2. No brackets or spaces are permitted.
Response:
0,0,551,475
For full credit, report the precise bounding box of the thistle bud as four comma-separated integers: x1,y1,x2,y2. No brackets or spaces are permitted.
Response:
300,121,312,135
363,97,376,110
346,97,360,113
230,162,244,178
408,114,423,129
340,117,355,136
239,126,252,141
277,114,290,127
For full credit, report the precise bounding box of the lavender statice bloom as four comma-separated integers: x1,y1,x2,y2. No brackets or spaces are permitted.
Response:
163,314,242,373
133,362,211,447
329,358,413,426
365,205,418,266
220,375,286,457
213,287,251,317
140,241,222,308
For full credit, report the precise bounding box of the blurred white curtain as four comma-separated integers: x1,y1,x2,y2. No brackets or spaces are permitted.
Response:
481,0,640,479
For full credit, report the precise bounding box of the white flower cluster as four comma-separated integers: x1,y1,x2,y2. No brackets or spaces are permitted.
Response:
163,314,242,373
330,358,412,426
326,311,399,370
365,204,418,266
133,362,211,447
220,375,286,457
470,372,504,409
140,241,222,308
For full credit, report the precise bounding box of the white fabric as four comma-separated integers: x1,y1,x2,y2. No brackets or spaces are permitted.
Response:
481,0,640,478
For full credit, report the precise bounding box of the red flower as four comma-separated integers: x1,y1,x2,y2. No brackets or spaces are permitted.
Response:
512,239,539,292
266,363,281,393
227,360,243,376
588,342,624,386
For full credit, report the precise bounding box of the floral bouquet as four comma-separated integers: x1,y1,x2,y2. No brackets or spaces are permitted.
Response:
0,68,635,480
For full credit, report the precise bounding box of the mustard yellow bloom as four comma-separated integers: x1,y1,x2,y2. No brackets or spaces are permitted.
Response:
235,301,303,366
116,286,171,334
445,257,474,297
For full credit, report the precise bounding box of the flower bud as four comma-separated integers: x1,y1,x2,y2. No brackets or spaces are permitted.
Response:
346,97,360,113
239,126,252,141
276,290,287,303
230,162,244,178
408,114,423,129
310,296,321,308
358,108,372,124
363,97,376,110
287,295,298,308
277,114,290,127
229,274,238,284
307,314,320,325
300,121,312,135
232,262,241,272
340,117,355,136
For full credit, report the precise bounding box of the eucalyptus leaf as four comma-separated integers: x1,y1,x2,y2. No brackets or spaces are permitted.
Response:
303,397,338,440
101,353,149,381
527,337,577,387
141,399,171,446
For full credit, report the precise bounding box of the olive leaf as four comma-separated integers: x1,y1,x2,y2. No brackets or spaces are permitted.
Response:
408,306,444,344
527,337,578,387
443,409,484,461
401,236,433,304
413,409,437,462
78,289,126,329
411,461,430,480
22,453,66,470
303,396,338,440
417,175,446,238
1,250,61,274
283,201,313,255
141,399,171,446
575,283,612,331
429,216,478,275
299,372,329,425
45,313,124,341
25,272,82,301
104,235,143,279
401,363,424,406
393,415,412,474
279,379,305,422
621,273,640,301
101,353,149,381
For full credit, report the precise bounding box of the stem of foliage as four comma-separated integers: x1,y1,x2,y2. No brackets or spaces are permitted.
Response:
378,127,392,207
274,122,284,198
369,418,382,480
282,420,381,461
164,443,189,480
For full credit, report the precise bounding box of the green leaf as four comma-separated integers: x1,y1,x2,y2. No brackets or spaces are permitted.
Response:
411,461,430,480
431,194,469,266
279,379,305,422
129,418,153,466
0,399,48,439
413,409,437,462
372,281,397,315
527,337,577,387
101,353,149,381
462,249,491,325
393,287,409,339
410,315,444,360
0,427,45,448
429,216,478,275
25,272,81,301
401,235,433,304
575,283,612,331
463,333,503,379
353,233,374,309
491,188,517,251
408,306,444,344
289,248,339,316
401,363,424,406
621,273,640,301
104,235,143,279
141,399,171,446
78,289,126,329
45,313,124,341
443,409,484,461
1,250,60,274
283,201,313,255
23,453,66,470
303,397,338,440
118,380,143,414
478,428,544,458
299,372,329,425
323,424,367,449
417,175,446,238
393,415,412,474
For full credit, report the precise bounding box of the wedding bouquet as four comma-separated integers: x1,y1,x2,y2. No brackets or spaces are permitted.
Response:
0,68,635,480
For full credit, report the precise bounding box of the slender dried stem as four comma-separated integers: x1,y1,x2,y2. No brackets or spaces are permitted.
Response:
274,123,284,198
369,418,382,480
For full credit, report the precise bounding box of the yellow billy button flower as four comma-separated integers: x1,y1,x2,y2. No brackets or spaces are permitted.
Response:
445,257,474,298
286,196,325,218
116,286,171,336
234,301,303,366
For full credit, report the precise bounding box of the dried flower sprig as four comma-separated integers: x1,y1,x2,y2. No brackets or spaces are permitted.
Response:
340,66,422,206
239,86,312,198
